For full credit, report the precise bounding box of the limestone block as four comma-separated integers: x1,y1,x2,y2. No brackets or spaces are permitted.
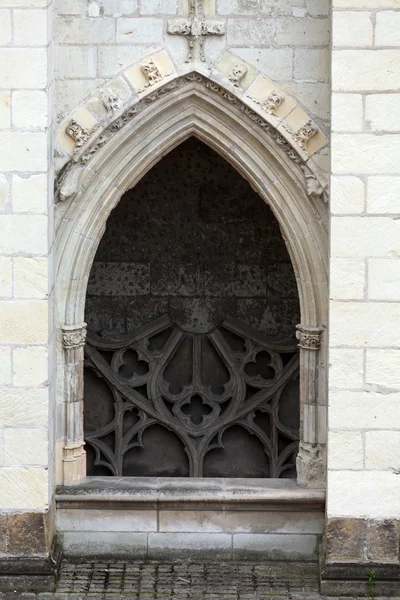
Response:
366,94,400,132
148,532,232,559
366,349,400,389
332,93,363,132
0,174,9,211
285,81,330,121
330,176,364,214
0,215,47,254
231,48,293,81
331,216,400,258
278,105,327,155
333,133,400,175
55,16,115,44
227,19,275,47
0,467,48,510
330,257,365,300
275,18,329,47
232,533,317,560
329,390,400,430
0,48,47,89
98,45,160,78
365,431,400,470
376,11,400,46
63,531,148,557
13,346,48,387
218,0,306,15
6,0,47,5
158,509,324,534
101,0,139,16
334,0,400,5
57,508,157,532
368,258,400,301
11,91,47,130
0,91,10,129
55,79,105,126
330,301,400,347
0,256,12,298
55,46,97,79
0,300,48,344
14,257,48,299
0,10,11,45
329,348,364,389
327,470,400,519
4,428,48,466
294,48,329,81
13,9,47,46
0,388,49,426
328,431,363,470
332,50,400,91
117,17,163,44
140,0,177,13
12,174,48,213
306,0,329,16
0,133,47,171
56,0,86,13
333,11,372,47
0,346,11,386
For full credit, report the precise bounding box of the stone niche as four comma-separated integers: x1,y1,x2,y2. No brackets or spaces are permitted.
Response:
83,137,301,479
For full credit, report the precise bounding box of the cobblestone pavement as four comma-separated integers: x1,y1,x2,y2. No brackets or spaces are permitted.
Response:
0,561,399,599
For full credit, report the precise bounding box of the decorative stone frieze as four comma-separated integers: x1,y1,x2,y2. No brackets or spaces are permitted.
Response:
228,63,247,88
296,324,323,350
61,324,87,349
65,119,90,149
167,0,226,62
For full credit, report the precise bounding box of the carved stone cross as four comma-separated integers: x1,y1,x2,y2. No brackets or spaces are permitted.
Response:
167,0,226,63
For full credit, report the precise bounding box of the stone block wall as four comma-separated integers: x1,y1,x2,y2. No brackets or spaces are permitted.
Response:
0,0,55,571
54,0,330,144
325,0,400,589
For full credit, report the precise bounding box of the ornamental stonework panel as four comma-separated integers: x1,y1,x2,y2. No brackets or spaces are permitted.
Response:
84,315,299,478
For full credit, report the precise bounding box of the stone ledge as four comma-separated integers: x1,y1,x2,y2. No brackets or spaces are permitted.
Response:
56,477,325,510
0,541,62,592
320,561,400,597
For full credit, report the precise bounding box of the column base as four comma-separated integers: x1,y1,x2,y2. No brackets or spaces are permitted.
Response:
321,517,400,596
63,442,87,485
296,441,326,488
0,511,62,591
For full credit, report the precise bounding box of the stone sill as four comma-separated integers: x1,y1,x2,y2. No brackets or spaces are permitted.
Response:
56,477,325,511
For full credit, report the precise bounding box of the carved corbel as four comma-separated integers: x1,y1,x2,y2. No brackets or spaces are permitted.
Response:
301,165,328,203
140,58,163,90
296,324,323,350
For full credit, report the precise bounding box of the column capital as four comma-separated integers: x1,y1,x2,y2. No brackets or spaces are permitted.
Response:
61,323,87,349
296,324,324,350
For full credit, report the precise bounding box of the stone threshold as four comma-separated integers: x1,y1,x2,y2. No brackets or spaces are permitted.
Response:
56,477,325,510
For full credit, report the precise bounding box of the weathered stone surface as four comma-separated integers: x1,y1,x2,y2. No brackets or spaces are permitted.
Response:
7,512,48,555
325,518,367,562
366,519,400,562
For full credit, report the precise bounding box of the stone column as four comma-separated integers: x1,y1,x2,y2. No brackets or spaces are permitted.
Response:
296,325,325,488
324,0,400,594
61,324,87,485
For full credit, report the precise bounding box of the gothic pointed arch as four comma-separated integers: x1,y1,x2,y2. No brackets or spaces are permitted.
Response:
55,69,328,488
